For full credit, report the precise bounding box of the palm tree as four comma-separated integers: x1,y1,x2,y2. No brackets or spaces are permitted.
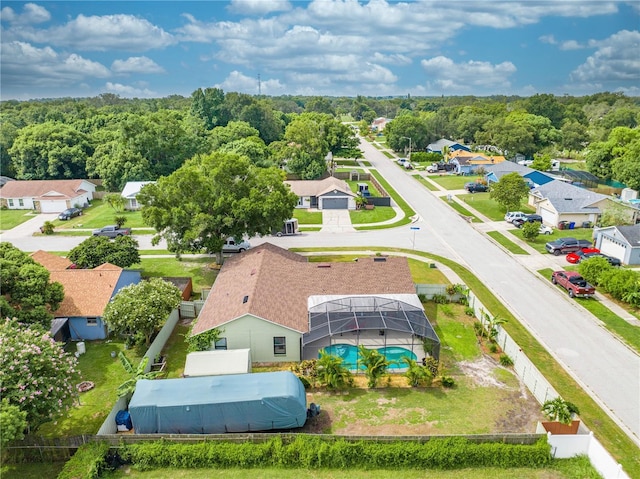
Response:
402,357,433,387
117,352,162,398
316,349,353,390
358,345,391,388
542,397,580,425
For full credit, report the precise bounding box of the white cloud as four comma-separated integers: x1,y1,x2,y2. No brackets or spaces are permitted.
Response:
16,14,175,51
111,56,165,74
420,56,517,93
0,3,50,25
571,30,640,82
539,35,557,44
227,0,292,15
215,70,285,94
104,82,156,97
559,40,584,50
1,41,110,90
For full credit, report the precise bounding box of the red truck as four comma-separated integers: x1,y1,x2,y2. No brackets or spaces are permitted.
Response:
551,271,595,298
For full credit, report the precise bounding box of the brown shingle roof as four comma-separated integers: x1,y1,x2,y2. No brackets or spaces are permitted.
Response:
30,250,73,271
0,179,93,200
192,243,416,335
30,250,122,317
285,177,353,197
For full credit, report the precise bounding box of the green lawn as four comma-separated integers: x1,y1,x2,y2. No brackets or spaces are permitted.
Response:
458,193,526,221
440,197,480,222
162,323,191,379
510,228,595,254
486,231,529,255
292,208,323,225
358,171,414,230
538,268,640,355
52,199,148,229
0,209,37,230
93,457,602,479
427,175,485,190
349,206,396,224
408,258,450,284
37,339,143,437
334,159,360,167
138,257,218,295
382,151,395,159
415,176,441,191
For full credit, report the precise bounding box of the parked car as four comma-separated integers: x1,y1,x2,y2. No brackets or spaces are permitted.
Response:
539,224,553,235
504,211,527,223
223,238,251,253
512,214,543,227
566,248,600,264
551,270,595,298
58,207,82,220
397,158,408,165
573,252,622,267
545,237,592,256
403,161,414,170
92,225,132,238
464,182,488,193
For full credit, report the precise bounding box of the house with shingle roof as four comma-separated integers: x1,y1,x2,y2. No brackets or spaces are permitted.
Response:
527,180,612,227
427,138,470,154
449,151,507,175
30,250,141,341
0,179,96,213
484,161,555,188
285,176,356,210
594,225,640,265
191,243,440,363
121,181,155,210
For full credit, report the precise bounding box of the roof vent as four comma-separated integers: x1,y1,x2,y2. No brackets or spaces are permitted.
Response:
242,295,249,304
565,198,572,200
373,257,387,262
317,264,331,268
250,268,257,276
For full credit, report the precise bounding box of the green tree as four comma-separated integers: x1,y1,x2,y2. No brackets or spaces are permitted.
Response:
530,153,552,172
0,318,78,432
521,221,540,241
208,121,260,150
139,152,298,258
0,242,64,328
358,345,391,388
239,101,285,144
402,357,433,387
524,94,565,128
102,278,182,347
116,353,162,398
385,114,433,152
542,397,580,425
489,172,530,212
190,87,227,130
9,122,93,180
610,137,640,190
104,192,126,212
68,235,140,269
316,349,353,390
305,97,336,115
187,327,222,352
599,201,636,227
0,398,27,447
560,120,589,152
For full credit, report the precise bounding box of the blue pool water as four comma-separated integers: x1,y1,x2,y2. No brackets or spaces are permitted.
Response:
322,344,417,370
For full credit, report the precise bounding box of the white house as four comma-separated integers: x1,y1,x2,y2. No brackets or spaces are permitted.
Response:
0,179,96,213
528,181,610,227
593,225,640,265
120,181,155,210
285,176,357,210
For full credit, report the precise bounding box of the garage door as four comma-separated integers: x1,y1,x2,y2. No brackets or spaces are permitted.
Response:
539,208,556,226
322,198,348,209
599,237,626,262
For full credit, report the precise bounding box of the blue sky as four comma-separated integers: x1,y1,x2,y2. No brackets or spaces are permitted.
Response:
1,1,638,100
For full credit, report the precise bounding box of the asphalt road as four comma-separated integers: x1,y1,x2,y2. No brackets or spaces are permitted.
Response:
1,141,638,445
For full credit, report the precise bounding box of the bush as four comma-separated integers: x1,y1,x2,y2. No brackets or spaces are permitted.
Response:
41,221,55,235
57,442,110,479
489,343,498,354
521,221,540,241
113,215,127,228
431,294,449,304
120,436,551,470
499,354,514,367
464,306,476,317
440,375,456,388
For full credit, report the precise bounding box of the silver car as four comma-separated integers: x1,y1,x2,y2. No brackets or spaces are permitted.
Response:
222,238,251,253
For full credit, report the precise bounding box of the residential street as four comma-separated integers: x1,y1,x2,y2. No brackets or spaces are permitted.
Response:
0,140,638,446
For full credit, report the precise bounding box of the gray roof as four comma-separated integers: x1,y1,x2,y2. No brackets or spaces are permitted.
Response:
485,161,534,176
531,180,609,214
427,138,456,152
615,225,640,246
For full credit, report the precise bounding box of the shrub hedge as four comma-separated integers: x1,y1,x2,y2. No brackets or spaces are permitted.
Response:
120,436,551,471
57,441,109,479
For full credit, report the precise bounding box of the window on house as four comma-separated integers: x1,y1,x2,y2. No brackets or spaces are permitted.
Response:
8,199,14,207
18,199,24,207
86,318,98,326
273,337,286,355
215,338,227,350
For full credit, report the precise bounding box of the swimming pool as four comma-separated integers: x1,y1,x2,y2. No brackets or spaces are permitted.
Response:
322,344,417,370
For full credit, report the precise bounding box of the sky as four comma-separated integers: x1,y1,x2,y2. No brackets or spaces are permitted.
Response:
1,0,639,100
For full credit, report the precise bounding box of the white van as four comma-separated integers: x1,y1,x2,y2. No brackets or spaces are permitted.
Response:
504,212,527,223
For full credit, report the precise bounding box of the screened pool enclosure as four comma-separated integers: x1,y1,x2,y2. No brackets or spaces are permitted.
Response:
302,295,440,362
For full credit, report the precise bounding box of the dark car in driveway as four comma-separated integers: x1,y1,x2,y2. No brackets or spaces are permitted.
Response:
464,182,488,193
513,214,543,227
58,207,82,220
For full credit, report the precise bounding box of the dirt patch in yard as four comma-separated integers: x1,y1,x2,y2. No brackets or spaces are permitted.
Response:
458,355,506,389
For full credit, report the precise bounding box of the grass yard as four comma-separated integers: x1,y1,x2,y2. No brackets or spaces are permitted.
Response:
346,179,381,197
161,323,191,379
486,231,529,255
459,193,516,221
349,206,396,224
0,209,37,230
382,151,395,159
138,257,218,295
359,171,414,230
510,227,595,255
538,268,640,355
427,174,484,190
415,176,441,191
37,339,143,437
440,197,480,222
407,258,450,284
292,208,323,225
52,200,148,229
334,159,360,167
